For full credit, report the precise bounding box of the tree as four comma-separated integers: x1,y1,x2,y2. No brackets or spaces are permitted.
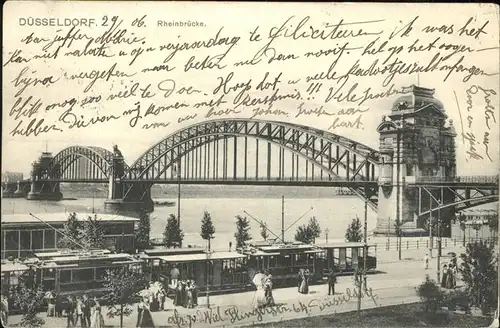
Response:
102,267,147,328
458,240,498,315
345,217,363,242
81,214,105,250
234,215,252,248
57,212,82,249
200,211,215,251
135,210,151,250
294,217,322,244
12,281,46,328
308,217,321,243
295,224,313,244
394,218,403,260
163,214,184,248
260,222,269,241
486,215,498,234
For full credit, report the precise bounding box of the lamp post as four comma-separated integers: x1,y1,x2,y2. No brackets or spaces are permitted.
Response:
176,160,181,247
206,250,213,308
325,228,329,244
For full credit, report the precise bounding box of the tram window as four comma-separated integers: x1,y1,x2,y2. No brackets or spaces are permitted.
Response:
281,255,292,267
9,273,19,286
44,230,55,249
32,230,43,250
5,231,18,251
295,254,307,265
72,268,95,282
20,231,30,252
269,256,277,268
43,269,55,280
123,224,134,234
60,270,71,283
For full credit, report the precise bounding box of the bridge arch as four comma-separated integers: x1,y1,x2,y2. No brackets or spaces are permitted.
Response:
123,119,381,207
42,146,127,180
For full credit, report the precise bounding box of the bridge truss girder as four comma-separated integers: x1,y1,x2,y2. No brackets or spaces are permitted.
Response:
416,184,499,218
123,119,380,208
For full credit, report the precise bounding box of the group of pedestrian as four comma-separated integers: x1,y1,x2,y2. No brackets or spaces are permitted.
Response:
252,269,274,309
441,258,458,289
173,280,198,308
62,294,104,328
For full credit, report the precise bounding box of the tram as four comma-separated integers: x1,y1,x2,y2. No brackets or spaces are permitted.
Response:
1,249,143,306
242,241,325,287
316,242,377,275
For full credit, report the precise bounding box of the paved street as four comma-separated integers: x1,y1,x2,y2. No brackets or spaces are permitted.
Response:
7,244,462,328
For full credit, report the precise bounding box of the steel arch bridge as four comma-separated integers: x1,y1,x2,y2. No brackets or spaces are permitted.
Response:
40,146,129,181
121,119,381,209
25,119,498,223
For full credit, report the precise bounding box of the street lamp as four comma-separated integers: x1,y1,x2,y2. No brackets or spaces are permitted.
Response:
206,250,213,308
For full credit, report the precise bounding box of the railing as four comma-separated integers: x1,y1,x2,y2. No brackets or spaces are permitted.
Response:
409,175,499,184
370,236,498,253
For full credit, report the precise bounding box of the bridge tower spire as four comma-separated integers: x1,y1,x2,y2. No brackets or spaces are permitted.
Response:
374,85,457,235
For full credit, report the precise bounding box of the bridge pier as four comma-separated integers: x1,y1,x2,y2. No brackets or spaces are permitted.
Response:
26,152,63,201
104,151,154,213
374,86,457,237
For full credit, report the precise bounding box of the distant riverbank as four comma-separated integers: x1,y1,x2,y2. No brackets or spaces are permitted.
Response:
55,184,357,199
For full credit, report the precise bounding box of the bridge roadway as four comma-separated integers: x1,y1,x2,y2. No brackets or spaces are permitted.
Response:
28,178,379,188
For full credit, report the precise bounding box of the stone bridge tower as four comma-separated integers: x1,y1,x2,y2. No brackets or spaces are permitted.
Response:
374,85,457,235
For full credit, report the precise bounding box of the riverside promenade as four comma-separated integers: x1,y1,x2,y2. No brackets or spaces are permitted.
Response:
6,241,465,328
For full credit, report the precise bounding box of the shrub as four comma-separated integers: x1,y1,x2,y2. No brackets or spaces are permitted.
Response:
446,289,471,313
416,275,447,316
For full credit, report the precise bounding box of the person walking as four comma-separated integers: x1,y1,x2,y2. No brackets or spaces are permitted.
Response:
47,291,56,317
441,264,448,288
1,294,9,326
90,297,104,328
83,294,91,327
136,297,155,328
76,296,85,327
65,296,76,328
327,268,337,295
424,253,429,270
170,265,180,289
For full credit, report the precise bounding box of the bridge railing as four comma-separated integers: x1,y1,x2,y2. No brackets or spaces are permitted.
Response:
407,175,499,184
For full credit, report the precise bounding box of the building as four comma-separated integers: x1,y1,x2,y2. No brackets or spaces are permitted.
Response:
451,208,498,243
2,172,24,183
1,212,140,259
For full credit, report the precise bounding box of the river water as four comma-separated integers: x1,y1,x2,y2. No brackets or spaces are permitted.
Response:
1,185,381,250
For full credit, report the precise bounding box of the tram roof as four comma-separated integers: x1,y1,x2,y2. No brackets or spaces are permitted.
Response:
1,212,139,225
316,242,376,249
158,251,246,262
40,252,137,264
1,262,29,272
35,249,112,259
143,248,205,256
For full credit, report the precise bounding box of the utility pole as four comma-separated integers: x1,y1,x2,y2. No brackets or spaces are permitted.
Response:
176,160,181,247
281,196,285,243
363,199,368,291
437,208,442,282
325,228,329,244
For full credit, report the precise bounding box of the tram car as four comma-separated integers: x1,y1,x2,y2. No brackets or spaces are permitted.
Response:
242,241,325,287
316,242,377,275
1,248,143,311
144,248,250,296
